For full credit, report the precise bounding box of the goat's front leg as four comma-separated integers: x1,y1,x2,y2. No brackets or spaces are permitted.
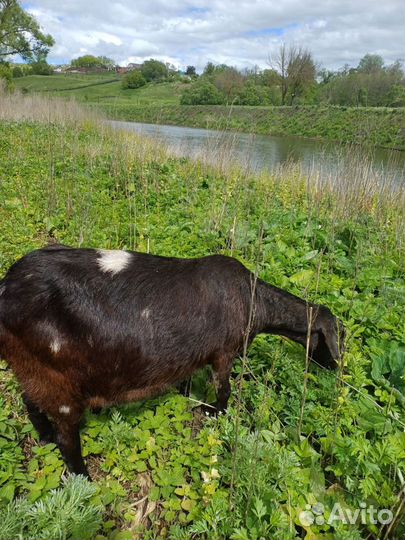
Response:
53,411,89,478
212,356,233,414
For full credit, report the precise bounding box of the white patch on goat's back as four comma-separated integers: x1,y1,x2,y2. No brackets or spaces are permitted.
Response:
0,284,5,296
97,249,131,275
50,338,62,354
141,307,151,319
59,405,70,414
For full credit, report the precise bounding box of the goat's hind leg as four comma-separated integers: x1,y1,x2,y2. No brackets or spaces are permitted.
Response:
23,393,55,444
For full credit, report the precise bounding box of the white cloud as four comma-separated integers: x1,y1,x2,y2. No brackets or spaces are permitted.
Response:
26,0,405,70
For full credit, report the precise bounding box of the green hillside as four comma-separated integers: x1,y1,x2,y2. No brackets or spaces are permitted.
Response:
14,74,181,105
13,73,118,92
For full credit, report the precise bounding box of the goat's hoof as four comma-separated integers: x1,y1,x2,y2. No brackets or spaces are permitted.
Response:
200,404,218,417
39,433,55,445
68,469,92,481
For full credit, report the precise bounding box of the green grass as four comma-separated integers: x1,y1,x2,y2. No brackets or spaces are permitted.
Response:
13,73,119,92
0,113,404,539
14,74,181,105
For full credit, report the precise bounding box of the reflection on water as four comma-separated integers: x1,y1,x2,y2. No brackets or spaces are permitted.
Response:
109,120,405,184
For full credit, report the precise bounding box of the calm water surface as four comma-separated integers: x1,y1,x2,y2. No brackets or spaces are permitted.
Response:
109,120,405,184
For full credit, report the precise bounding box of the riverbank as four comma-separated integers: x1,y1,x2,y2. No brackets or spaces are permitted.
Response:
13,76,405,149
1,89,405,539
101,103,405,150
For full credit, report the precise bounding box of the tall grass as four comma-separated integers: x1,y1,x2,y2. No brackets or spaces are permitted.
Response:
0,82,100,126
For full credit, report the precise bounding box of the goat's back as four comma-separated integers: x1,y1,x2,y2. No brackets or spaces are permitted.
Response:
0,246,252,395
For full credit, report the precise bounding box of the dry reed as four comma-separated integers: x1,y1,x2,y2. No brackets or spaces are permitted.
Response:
0,82,100,126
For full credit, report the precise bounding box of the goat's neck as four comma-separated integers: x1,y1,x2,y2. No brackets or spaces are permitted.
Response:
253,279,317,337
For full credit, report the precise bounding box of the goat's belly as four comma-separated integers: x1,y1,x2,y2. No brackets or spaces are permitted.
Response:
84,349,210,408
87,381,171,409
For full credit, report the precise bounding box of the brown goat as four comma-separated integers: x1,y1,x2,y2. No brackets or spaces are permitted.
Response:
0,245,344,477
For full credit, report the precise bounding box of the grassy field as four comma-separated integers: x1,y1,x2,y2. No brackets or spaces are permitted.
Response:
13,74,405,149
13,73,119,92
14,74,181,105
0,92,404,540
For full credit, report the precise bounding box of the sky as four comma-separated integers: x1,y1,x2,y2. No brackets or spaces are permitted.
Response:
24,0,405,71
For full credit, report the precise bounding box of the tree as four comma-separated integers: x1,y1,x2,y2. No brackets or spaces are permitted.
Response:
386,84,405,107
260,68,279,87
357,54,384,74
121,70,146,89
140,59,168,82
203,62,215,76
71,55,114,69
98,55,115,70
213,67,245,104
185,65,196,77
0,0,54,61
269,43,288,105
269,44,315,105
287,46,316,103
320,56,405,107
318,68,336,85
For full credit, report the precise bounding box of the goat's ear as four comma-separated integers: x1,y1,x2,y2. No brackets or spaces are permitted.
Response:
319,316,344,361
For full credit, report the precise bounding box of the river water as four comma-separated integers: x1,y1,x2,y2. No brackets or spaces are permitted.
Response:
109,120,405,184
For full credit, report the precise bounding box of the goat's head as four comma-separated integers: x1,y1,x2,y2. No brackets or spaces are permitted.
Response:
311,307,345,370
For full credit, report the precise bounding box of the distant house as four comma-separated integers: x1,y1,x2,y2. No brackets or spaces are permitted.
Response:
116,63,142,74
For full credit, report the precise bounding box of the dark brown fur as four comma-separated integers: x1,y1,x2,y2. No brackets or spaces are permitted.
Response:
0,245,344,477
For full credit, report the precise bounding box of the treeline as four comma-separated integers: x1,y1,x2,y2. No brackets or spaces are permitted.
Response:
2,48,404,108
181,48,405,108
1,60,53,80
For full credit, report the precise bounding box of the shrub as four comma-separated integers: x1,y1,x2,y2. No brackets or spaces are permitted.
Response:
140,59,168,82
121,70,146,89
12,66,24,78
181,81,224,105
0,63,13,90
237,82,271,106
30,60,53,76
